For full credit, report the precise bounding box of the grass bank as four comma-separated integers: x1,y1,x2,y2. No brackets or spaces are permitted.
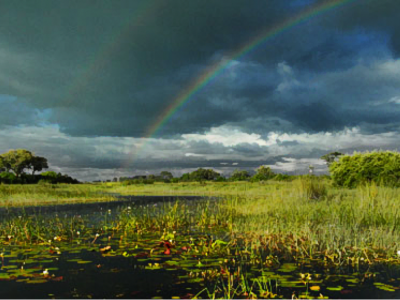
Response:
0,184,116,207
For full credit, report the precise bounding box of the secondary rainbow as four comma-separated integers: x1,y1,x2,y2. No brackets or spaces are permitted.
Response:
61,1,159,109
124,0,355,168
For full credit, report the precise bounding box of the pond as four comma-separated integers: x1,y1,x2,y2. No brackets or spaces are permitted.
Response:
0,195,400,299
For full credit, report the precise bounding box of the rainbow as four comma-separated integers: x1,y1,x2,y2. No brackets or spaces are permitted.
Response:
123,0,355,168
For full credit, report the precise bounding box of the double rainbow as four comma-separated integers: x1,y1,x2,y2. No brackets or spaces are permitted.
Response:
121,0,355,168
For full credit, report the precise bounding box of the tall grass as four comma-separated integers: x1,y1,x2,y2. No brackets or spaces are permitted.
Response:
0,184,116,206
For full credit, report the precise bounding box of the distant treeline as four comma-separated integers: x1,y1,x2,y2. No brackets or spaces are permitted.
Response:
0,149,79,184
119,166,301,185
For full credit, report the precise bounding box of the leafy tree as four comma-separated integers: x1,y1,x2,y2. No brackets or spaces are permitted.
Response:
29,156,48,175
257,166,275,177
189,168,220,181
160,171,173,180
251,166,275,181
330,151,400,188
321,151,344,166
0,149,34,177
180,173,191,182
230,169,250,181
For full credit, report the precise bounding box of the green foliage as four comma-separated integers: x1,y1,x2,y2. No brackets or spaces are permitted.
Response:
330,151,400,188
41,171,58,178
230,169,250,181
180,173,190,182
0,156,5,172
160,171,173,180
0,149,49,180
187,168,220,181
215,176,226,182
28,155,48,174
40,171,79,184
251,166,275,182
273,174,293,181
0,172,17,184
0,149,34,177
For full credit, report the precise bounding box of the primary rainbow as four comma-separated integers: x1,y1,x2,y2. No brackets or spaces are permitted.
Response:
124,0,355,168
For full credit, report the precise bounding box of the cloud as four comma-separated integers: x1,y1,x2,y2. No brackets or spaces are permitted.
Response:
182,126,268,147
2,123,400,180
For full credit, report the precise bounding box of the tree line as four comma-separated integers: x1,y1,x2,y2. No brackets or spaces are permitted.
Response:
120,165,294,185
0,149,79,184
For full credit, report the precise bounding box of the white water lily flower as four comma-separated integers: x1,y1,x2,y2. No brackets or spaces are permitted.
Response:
42,269,49,275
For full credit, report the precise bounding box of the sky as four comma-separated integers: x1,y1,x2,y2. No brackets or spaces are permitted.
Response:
1,0,400,181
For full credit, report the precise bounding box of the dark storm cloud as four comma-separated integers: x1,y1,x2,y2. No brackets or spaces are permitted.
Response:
3,0,399,138
325,0,400,56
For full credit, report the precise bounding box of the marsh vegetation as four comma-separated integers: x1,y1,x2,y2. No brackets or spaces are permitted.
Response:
1,178,400,298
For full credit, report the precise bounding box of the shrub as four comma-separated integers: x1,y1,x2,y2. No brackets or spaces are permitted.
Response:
330,151,400,188
230,170,251,181
273,174,293,181
296,178,327,200
0,172,17,184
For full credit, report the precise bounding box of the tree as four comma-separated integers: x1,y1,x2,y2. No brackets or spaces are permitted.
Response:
251,166,275,181
189,168,220,181
29,156,48,175
230,169,250,181
321,151,344,166
0,149,34,177
160,171,173,180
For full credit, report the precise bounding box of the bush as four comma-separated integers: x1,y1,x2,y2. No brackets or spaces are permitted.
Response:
0,172,17,184
297,178,327,200
273,174,293,181
330,151,400,188
230,170,251,181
